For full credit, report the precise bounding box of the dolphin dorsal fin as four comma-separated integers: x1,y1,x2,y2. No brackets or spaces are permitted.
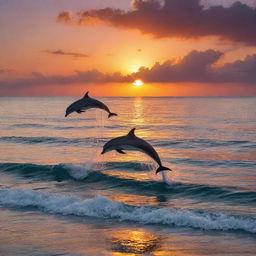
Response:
83,91,89,98
127,128,136,137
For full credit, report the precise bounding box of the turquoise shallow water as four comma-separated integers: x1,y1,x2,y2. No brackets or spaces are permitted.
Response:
0,97,255,256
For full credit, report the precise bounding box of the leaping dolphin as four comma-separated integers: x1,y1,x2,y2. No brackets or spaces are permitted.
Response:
101,128,172,174
65,92,117,118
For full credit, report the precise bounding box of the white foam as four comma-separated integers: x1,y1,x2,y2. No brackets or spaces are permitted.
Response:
0,188,255,233
62,163,94,180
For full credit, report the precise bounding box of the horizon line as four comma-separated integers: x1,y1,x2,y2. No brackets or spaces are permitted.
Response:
1,95,256,98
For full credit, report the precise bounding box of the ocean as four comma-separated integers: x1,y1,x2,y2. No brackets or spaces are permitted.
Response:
0,96,255,256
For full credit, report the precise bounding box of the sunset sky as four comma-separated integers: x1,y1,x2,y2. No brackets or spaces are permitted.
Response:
1,0,256,96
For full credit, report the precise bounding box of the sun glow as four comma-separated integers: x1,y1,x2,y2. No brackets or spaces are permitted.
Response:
130,65,142,73
133,79,144,86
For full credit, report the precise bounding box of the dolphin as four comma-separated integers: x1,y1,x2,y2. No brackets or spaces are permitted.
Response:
101,128,172,174
65,92,117,118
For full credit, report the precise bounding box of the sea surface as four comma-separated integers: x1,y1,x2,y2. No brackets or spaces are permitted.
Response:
0,97,255,256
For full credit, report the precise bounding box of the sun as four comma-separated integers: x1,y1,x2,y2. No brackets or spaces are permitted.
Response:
133,79,144,87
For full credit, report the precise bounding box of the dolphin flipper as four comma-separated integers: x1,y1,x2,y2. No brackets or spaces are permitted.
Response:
116,149,126,154
77,109,85,114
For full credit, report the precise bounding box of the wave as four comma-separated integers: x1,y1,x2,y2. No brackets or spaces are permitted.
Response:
11,123,48,128
2,133,255,151
171,157,256,168
1,163,255,205
0,162,85,182
0,188,255,233
152,138,255,149
10,123,125,130
0,162,154,182
0,136,107,145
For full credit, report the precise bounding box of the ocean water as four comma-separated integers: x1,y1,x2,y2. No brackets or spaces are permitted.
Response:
0,96,255,256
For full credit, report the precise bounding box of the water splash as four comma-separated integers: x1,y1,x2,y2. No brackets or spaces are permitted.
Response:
78,109,106,172
62,163,92,180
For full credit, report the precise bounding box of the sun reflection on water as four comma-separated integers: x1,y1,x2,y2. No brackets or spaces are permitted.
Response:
132,97,144,126
110,229,161,255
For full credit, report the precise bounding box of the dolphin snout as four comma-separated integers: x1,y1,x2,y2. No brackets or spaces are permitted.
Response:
101,150,105,155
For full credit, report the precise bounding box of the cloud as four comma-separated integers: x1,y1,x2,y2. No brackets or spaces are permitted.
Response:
0,68,13,74
134,50,256,83
1,50,256,95
201,0,256,8
215,54,256,83
0,69,133,91
131,0,163,10
43,49,89,58
58,0,256,45
57,11,73,24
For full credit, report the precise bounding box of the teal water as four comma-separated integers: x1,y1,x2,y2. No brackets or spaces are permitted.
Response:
0,97,255,256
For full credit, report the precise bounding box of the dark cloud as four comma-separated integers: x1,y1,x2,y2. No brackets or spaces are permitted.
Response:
131,0,163,10
44,49,89,58
57,11,73,24
214,54,256,83
201,0,256,8
59,0,256,45
134,50,256,83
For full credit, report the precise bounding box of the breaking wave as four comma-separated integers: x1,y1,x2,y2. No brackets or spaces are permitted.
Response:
0,188,255,234
0,163,255,205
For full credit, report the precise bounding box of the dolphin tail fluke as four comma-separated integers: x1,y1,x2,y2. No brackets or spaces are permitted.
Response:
156,166,172,174
108,112,117,118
